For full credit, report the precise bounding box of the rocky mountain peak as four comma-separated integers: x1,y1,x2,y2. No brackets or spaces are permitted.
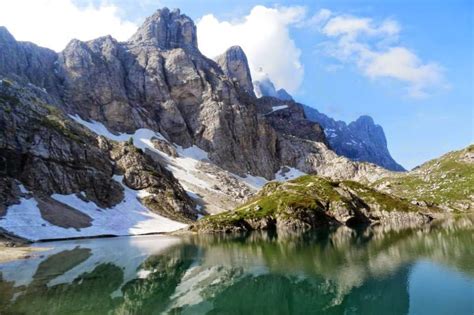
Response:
128,7,198,50
215,45,255,97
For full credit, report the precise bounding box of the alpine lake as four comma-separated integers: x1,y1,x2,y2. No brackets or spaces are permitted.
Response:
0,216,472,315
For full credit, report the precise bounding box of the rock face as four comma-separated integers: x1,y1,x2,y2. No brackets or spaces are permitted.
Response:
303,106,406,172
255,96,328,145
0,26,59,96
215,46,255,97
0,81,123,209
0,80,196,236
129,8,198,51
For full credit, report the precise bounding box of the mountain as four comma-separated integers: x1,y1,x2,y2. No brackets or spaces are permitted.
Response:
0,8,394,241
253,75,405,171
303,106,406,172
0,79,196,241
193,145,473,233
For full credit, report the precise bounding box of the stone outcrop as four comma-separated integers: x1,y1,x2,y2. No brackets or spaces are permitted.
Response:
128,8,198,51
108,140,196,222
215,46,255,97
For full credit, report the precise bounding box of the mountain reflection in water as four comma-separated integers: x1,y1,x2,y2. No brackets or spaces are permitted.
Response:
0,216,473,315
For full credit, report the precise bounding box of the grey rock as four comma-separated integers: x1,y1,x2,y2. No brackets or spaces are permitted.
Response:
256,96,328,145
215,46,255,97
129,8,198,51
0,27,60,96
109,140,196,221
0,81,124,208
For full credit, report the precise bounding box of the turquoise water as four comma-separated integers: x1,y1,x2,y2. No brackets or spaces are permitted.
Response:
0,218,472,314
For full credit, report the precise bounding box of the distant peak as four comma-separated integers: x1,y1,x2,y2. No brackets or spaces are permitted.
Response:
355,115,375,125
128,7,197,50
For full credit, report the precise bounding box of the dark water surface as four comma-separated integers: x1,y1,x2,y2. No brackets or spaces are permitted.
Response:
0,217,473,314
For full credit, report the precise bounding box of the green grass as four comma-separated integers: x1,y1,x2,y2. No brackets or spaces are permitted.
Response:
373,145,474,210
342,180,420,212
197,174,425,231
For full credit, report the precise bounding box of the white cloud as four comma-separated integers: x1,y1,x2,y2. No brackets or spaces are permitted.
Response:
197,5,305,93
318,12,445,98
0,0,138,52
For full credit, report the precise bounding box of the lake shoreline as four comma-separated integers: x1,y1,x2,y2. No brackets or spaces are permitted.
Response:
0,212,468,264
0,237,49,263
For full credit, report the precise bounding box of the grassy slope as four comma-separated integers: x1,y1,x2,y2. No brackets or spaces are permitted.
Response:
198,175,425,230
373,145,474,211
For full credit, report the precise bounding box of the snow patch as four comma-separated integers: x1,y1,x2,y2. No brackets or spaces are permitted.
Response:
0,176,186,241
234,173,268,190
235,166,306,190
265,105,289,115
18,184,29,194
70,114,212,191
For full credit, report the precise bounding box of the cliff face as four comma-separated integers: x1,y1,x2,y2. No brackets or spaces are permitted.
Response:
215,46,255,97
0,79,196,241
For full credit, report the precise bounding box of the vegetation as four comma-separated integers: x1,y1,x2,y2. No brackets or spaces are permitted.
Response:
195,174,429,232
373,145,474,211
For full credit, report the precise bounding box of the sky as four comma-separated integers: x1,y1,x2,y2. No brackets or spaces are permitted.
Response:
0,0,472,169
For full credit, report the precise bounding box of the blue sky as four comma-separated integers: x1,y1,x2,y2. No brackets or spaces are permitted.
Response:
1,0,472,169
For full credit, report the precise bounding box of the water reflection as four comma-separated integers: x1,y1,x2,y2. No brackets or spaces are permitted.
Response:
0,216,472,314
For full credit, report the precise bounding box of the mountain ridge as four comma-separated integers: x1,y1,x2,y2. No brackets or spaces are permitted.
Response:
254,76,405,171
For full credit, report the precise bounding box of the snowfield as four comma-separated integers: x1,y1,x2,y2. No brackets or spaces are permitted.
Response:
0,177,186,241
